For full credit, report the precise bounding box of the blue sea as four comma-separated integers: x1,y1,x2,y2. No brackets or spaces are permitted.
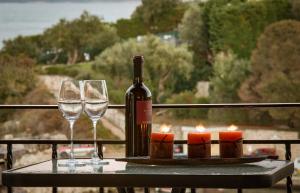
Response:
0,1,141,46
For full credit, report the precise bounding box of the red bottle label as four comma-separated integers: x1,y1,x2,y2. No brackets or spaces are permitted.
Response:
136,100,152,124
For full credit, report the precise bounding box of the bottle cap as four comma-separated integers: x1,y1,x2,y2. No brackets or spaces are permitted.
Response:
133,55,144,65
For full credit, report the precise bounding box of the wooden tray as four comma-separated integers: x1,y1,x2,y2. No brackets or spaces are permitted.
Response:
116,155,269,165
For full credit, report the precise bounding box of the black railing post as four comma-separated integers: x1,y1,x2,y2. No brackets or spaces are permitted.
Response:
6,143,12,170
52,143,57,159
52,143,58,193
98,142,103,159
99,187,104,193
6,143,12,193
285,143,292,193
97,142,104,193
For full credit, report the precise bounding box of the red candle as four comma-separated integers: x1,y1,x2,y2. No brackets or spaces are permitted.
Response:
219,126,243,158
188,132,211,158
150,127,174,159
219,131,242,141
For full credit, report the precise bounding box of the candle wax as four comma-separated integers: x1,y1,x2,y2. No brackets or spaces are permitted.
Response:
188,132,211,144
219,130,243,158
150,132,174,159
151,132,174,142
219,131,243,141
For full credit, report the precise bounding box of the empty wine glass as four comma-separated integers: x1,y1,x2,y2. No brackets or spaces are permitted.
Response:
58,80,83,168
83,80,109,165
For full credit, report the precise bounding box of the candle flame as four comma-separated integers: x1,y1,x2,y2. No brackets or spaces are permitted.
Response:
196,124,206,132
160,124,171,133
228,124,238,131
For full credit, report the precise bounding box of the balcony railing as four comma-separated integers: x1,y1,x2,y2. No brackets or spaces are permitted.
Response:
0,103,299,193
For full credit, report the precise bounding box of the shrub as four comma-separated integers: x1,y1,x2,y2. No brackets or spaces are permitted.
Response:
115,18,147,39
239,20,300,128
292,0,300,20
208,51,250,123
0,54,36,104
167,91,209,119
132,0,186,33
207,0,291,58
178,3,212,84
45,66,79,77
93,35,193,103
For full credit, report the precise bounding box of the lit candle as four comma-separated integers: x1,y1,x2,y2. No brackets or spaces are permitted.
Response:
188,125,211,158
219,125,243,158
150,125,174,159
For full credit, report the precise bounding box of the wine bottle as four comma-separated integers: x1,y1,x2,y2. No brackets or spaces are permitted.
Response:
125,55,152,157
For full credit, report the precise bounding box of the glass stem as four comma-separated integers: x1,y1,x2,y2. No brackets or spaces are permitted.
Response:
69,119,75,160
93,120,98,158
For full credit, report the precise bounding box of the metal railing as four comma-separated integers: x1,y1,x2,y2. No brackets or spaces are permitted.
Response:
0,103,299,193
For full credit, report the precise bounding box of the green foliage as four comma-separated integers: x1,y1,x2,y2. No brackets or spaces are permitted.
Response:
93,35,193,103
179,4,209,59
43,11,119,64
207,0,291,58
178,3,212,88
166,91,209,119
209,51,250,123
0,54,36,104
1,11,119,65
1,35,44,60
239,20,300,128
115,18,147,39
44,65,79,77
292,0,300,20
0,54,36,121
210,51,250,102
132,0,187,33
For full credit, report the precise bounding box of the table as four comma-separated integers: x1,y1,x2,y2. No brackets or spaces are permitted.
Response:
2,159,294,189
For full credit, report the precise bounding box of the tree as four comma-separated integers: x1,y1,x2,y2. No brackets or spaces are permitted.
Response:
0,54,36,104
115,18,147,39
132,0,186,33
178,3,212,85
93,35,193,103
292,0,300,20
44,11,119,64
209,51,250,123
239,20,300,128
179,4,209,61
1,35,44,60
207,0,291,58
166,91,209,119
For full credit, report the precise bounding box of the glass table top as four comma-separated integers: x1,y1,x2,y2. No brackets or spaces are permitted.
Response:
2,159,294,188
9,159,290,176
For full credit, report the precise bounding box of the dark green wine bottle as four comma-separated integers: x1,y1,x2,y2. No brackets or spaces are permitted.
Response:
125,55,152,157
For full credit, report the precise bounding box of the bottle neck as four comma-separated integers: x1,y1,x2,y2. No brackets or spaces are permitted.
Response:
133,63,143,84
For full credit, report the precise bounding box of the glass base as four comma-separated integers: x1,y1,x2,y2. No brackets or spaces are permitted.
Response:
90,157,109,166
58,159,86,167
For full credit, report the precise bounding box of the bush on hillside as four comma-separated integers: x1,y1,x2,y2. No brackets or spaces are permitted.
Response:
0,54,36,104
166,91,209,119
45,66,79,77
178,3,212,86
239,20,300,128
132,0,186,33
208,51,250,123
292,0,300,20
207,0,291,58
93,35,193,103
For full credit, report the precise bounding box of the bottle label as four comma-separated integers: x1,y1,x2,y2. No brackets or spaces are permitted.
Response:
136,100,152,124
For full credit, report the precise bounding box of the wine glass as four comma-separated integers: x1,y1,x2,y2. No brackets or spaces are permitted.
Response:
58,80,83,168
83,80,109,165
